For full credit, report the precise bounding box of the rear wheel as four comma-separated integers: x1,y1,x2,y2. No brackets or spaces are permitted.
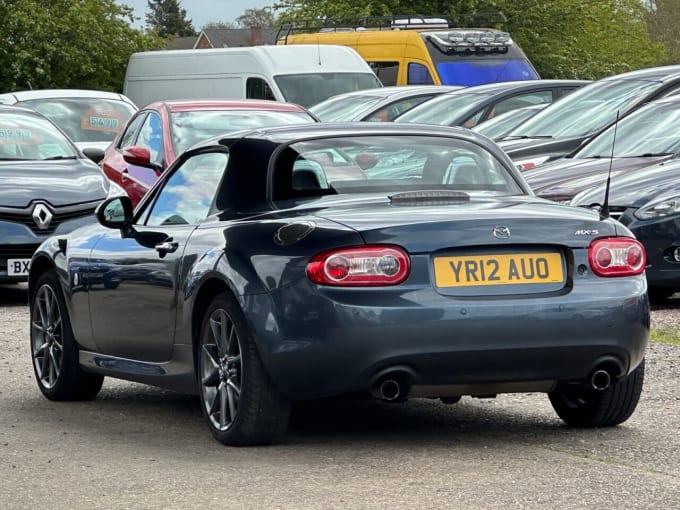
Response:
549,360,644,427
30,271,104,400
197,293,290,446
648,287,677,304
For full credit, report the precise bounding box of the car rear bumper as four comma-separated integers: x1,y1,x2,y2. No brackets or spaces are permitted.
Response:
252,277,649,400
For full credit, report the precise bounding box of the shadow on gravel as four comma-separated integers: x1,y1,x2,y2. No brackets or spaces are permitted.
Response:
0,283,28,306
10,382,638,451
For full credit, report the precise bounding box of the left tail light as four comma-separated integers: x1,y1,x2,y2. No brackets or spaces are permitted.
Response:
588,237,646,277
306,245,410,286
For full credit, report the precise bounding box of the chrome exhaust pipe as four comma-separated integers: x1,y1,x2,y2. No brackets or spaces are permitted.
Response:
379,379,401,401
590,369,611,391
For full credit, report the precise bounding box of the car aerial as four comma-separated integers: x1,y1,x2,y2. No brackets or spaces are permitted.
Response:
0,105,126,283
523,94,680,203
471,103,548,140
0,89,137,153
497,65,680,170
100,99,318,207
571,158,680,301
393,79,589,128
308,85,462,122
27,123,649,446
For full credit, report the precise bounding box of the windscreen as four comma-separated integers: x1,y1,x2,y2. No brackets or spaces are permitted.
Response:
273,135,525,201
0,111,77,160
472,105,546,140
171,110,315,154
577,101,680,158
310,94,383,122
275,73,382,108
395,92,494,125
507,79,658,138
435,61,538,86
18,98,136,144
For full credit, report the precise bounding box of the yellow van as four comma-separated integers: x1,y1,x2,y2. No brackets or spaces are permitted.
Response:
278,17,540,87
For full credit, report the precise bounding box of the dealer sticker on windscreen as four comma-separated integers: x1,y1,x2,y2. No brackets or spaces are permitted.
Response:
434,253,564,287
7,259,31,276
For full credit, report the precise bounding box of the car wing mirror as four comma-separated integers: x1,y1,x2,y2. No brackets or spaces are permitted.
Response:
95,195,134,233
123,146,163,174
82,147,105,164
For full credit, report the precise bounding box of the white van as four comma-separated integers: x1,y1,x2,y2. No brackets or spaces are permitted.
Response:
123,45,382,108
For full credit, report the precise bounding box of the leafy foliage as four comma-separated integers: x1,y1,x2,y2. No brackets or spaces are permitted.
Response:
146,0,196,37
235,8,277,28
0,0,163,93
646,0,680,64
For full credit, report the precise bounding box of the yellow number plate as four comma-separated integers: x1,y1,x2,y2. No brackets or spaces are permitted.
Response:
434,253,564,287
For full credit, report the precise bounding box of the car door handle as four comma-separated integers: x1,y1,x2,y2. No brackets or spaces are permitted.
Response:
121,169,130,181
155,240,178,255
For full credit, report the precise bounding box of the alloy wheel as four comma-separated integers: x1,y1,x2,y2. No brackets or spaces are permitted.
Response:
200,308,242,432
31,284,64,389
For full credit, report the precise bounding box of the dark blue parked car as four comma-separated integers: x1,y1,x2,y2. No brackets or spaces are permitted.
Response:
28,123,648,446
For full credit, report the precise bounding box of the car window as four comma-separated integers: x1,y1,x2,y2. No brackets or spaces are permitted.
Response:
18,98,136,144
369,62,399,86
246,78,276,101
365,95,435,122
136,112,164,166
490,91,553,117
273,135,523,201
0,111,77,160
408,63,434,85
144,152,228,226
118,113,146,150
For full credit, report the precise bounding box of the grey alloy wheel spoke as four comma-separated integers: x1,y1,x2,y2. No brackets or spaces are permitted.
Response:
226,384,237,422
34,341,48,358
48,345,61,381
219,382,228,429
201,345,220,386
40,347,50,381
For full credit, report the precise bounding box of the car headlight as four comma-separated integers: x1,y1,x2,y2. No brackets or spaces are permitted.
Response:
106,180,128,199
515,156,551,172
634,195,680,220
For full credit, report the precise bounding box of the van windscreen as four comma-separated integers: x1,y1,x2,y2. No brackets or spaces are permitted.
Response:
435,61,539,86
275,73,382,108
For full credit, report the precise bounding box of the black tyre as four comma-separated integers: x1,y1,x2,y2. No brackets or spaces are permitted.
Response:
30,271,104,400
648,287,676,304
197,292,291,446
549,360,644,427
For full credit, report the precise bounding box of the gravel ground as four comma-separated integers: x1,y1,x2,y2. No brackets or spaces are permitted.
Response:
651,294,680,329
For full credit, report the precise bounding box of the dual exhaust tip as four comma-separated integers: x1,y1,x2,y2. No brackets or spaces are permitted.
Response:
370,364,620,400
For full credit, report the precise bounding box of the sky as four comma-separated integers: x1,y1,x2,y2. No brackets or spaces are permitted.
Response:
117,0,272,30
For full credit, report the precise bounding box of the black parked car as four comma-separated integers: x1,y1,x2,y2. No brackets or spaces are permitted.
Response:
28,123,648,446
498,65,680,170
524,94,680,202
0,105,125,283
571,158,680,300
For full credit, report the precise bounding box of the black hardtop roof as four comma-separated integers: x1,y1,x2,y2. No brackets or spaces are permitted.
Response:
207,122,493,148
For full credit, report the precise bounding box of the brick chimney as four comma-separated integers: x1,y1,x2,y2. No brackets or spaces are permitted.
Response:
250,26,262,46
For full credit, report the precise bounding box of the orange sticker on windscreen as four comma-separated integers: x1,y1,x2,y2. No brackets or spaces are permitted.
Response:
80,107,125,133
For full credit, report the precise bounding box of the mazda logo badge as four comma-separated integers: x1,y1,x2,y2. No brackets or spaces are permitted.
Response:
32,203,53,230
492,226,511,239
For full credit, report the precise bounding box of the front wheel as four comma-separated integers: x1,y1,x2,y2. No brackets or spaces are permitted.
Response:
549,360,644,427
30,271,104,400
197,292,290,446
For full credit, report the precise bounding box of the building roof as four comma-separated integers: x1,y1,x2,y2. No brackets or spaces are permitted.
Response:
195,27,279,48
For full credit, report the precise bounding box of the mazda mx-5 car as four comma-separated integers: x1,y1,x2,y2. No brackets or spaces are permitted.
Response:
0,105,126,283
28,123,649,446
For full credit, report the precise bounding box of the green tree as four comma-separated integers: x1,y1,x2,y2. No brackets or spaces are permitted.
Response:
235,8,277,28
645,0,680,64
146,0,196,37
0,0,163,93
273,0,665,79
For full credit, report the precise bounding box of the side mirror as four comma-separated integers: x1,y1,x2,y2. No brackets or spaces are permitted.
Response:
123,146,163,174
82,147,105,164
96,195,134,231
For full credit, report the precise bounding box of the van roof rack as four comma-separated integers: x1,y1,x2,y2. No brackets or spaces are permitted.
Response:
276,12,508,43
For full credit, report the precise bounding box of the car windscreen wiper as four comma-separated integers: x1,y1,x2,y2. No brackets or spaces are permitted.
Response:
499,135,554,141
42,155,78,160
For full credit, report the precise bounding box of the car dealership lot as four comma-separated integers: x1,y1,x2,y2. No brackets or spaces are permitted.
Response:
1,283,678,509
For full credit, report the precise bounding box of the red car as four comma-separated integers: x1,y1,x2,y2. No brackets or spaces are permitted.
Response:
101,99,318,206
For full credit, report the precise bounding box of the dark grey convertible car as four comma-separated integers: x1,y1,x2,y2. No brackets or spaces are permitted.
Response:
28,124,649,446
